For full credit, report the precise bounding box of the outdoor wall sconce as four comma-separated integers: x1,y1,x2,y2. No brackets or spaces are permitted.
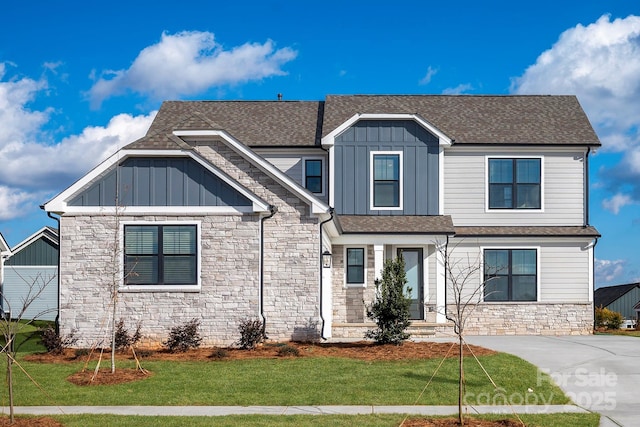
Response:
322,250,332,268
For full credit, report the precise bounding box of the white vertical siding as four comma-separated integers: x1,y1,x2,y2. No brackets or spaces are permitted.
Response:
444,148,585,226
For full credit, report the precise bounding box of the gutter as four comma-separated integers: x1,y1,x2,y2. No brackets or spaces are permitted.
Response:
259,205,277,337
318,208,335,340
41,206,61,334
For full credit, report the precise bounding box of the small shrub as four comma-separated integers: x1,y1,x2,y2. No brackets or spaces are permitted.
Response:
40,327,78,354
209,348,230,359
114,318,142,351
137,349,154,358
164,318,202,352
236,318,267,350
74,348,90,358
595,306,624,330
276,344,300,357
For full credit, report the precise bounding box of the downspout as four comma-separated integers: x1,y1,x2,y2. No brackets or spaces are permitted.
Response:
42,207,61,334
585,147,591,226
260,205,277,337
319,207,335,340
592,236,599,332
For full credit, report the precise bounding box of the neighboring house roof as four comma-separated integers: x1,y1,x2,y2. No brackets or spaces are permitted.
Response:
336,215,455,235
323,95,601,146
127,95,600,151
594,283,640,308
454,226,601,238
10,227,59,254
0,232,10,256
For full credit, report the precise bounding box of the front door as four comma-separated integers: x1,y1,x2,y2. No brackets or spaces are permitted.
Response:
397,248,424,320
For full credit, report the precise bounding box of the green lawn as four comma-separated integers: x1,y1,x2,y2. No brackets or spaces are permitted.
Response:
5,413,599,427
9,352,568,407
596,329,640,337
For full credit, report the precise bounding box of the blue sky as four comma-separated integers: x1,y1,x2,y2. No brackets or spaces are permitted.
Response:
1,0,638,287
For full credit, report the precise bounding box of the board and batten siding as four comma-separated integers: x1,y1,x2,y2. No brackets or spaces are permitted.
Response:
446,238,591,303
334,120,440,216
444,148,585,226
5,238,58,266
69,157,252,207
607,287,640,319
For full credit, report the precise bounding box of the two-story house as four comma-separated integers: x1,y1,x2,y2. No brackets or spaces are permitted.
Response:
44,95,601,346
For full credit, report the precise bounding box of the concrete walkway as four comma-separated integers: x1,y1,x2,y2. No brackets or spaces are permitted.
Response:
3,404,587,416
465,335,640,427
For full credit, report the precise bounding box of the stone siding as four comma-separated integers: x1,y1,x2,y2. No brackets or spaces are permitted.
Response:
331,302,593,339
331,245,376,324
59,140,321,347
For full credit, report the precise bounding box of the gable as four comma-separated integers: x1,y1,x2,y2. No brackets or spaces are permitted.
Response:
68,157,253,208
6,237,58,266
333,120,440,216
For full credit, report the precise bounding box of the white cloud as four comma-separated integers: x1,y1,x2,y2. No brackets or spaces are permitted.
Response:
88,31,298,108
512,14,640,214
0,64,156,219
419,66,438,85
512,14,640,152
595,258,627,284
442,83,473,95
602,193,634,214
0,186,40,220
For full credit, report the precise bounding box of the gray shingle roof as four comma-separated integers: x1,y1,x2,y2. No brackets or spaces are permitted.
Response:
127,95,600,150
323,95,600,145
127,101,323,149
336,215,455,234
454,226,601,237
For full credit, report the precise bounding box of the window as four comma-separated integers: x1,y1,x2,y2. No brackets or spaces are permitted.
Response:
488,158,541,209
484,249,537,301
304,159,323,194
346,248,365,286
371,152,402,209
124,225,197,286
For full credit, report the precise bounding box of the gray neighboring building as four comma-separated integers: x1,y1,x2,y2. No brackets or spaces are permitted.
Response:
44,95,601,347
594,283,640,321
2,227,58,321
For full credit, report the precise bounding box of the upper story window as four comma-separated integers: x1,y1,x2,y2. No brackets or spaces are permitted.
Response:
371,152,403,210
484,249,537,301
488,158,541,209
124,224,198,287
345,247,366,286
304,159,323,194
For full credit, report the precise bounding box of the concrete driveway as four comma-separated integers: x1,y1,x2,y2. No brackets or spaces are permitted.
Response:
465,335,640,427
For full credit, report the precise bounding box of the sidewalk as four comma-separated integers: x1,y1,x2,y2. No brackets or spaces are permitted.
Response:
2,404,589,417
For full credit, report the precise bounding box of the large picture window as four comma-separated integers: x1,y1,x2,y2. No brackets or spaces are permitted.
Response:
124,225,197,286
346,247,365,285
488,158,541,209
484,249,537,301
372,153,401,208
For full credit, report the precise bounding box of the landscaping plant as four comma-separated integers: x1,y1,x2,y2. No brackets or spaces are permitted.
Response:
236,318,267,350
365,256,412,345
164,318,202,352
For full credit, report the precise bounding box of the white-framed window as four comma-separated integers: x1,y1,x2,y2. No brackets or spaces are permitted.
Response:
303,157,324,195
486,156,543,211
483,247,539,302
345,246,367,287
370,151,403,210
121,221,201,292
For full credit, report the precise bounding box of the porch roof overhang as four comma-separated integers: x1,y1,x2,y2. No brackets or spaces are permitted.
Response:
454,226,601,238
335,215,455,235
